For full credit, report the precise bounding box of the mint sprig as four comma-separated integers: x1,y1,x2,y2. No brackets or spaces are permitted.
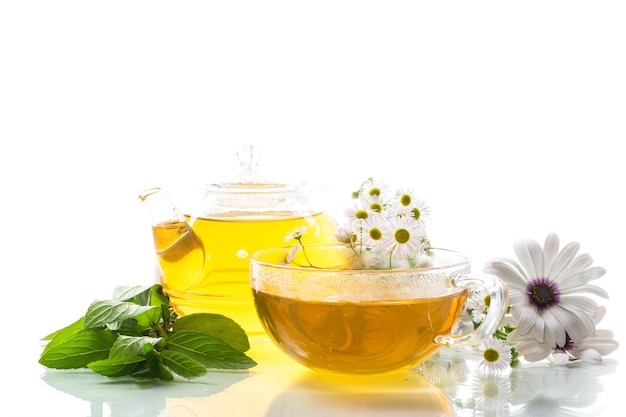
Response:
39,284,257,380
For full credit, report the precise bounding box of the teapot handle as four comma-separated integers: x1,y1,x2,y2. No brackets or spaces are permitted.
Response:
434,273,509,347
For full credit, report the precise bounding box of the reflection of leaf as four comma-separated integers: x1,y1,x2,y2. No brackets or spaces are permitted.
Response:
40,369,251,417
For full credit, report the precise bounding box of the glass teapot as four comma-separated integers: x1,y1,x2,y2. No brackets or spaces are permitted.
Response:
139,145,338,337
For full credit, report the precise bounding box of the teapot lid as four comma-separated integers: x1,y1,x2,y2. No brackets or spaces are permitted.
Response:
194,145,324,219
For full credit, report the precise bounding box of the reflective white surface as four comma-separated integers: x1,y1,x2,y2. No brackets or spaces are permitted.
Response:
10,338,622,417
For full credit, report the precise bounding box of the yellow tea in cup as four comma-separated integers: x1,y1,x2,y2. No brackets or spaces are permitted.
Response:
250,245,507,375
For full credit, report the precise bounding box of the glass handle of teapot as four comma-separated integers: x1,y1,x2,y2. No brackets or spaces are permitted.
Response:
434,273,509,348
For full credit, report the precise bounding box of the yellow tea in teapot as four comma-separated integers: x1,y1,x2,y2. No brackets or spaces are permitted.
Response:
152,212,337,336
253,289,468,374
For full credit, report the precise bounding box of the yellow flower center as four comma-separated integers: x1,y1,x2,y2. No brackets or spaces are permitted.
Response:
394,228,410,244
483,347,500,363
369,187,381,197
370,203,383,213
369,228,382,240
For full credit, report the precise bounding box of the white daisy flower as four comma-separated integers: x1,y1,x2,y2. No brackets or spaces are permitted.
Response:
552,328,619,365
362,178,391,201
392,188,431,226
395,186,418,207
344,202,370,226
473,336,512,372
386,216,425,260
360,214,392,250
484,233,608,348
359,193,386,214
510,306,619,364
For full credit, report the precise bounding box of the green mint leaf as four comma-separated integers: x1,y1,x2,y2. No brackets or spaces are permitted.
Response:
113,285,154,304
87,356,146,377
113,284,169,310
84,300,160,330
109,335,164,359
41,316,85,344
131,356,174,381
173,313,250,352
39,328,117,369
167,330,257,370
160,350,207,378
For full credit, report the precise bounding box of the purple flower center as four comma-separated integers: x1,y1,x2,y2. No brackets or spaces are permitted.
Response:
526,277,560,312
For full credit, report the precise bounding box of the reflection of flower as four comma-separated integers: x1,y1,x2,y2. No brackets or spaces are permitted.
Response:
470,372,512,416
439,353,617,417
413,348,470,397
508,362,614,417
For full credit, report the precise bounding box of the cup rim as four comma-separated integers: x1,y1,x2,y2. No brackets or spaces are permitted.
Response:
249,244,471,274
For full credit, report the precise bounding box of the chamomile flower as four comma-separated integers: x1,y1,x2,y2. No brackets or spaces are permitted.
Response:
386,215,426,260
344,203,370,226
284,226,308,243
393,187,431,226
484,233,608,348
359,193,386,214
361,178,391,201
473,336,512,372
360,215,392,250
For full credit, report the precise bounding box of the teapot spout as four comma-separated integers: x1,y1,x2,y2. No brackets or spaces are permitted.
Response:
138,187,187,226
139,187,205,291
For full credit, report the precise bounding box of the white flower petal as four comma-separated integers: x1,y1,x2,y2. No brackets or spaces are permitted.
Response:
574,330,619,356
560,295,600,314
549,241,579,281
515,306,541,337
484,258,529,288
564,285,609,299
552,350,570,365
541,310,564,347
551,305,595,344
542,234,560,275
507,288,525,305
513,238,543,280
520,343,553,362
559,266,606,291
576,349,603,363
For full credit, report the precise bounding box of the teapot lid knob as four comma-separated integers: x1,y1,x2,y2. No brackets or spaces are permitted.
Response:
236,144,261,183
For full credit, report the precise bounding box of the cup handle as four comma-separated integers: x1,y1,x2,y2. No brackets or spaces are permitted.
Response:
434,273,509,347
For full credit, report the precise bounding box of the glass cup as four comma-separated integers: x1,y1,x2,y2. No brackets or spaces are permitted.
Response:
250,244,508,375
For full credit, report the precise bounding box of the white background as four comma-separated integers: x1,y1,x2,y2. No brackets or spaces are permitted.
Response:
1,0,624,359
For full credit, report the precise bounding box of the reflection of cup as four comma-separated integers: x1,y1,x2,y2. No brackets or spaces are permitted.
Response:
250,245,508,375
265,370,455,417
